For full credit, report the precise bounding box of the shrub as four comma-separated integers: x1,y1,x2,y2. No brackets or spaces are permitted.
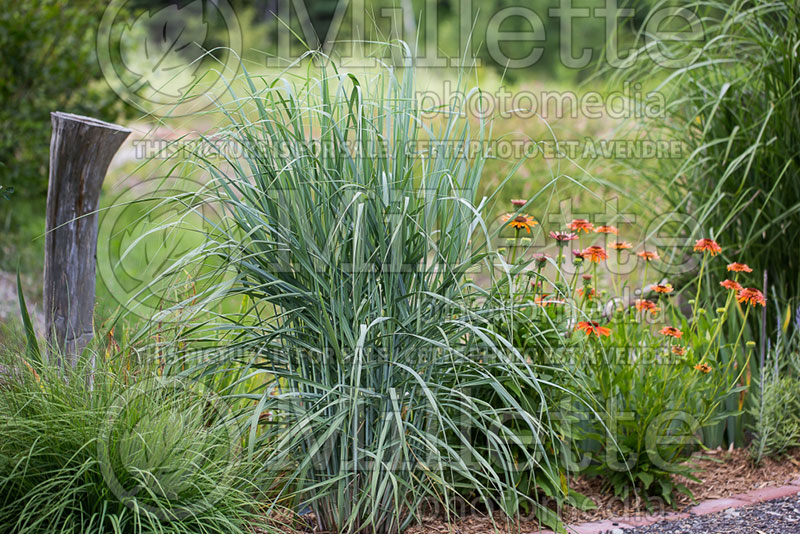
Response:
0,347,268,534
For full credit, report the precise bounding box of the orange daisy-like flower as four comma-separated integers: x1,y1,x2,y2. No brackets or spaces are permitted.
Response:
595,225,618,235
634,299,659,314
502,213,538,233
575,321,611,337
736,287,766,307
637,250,659,262
511,199,527,207
659,326,683,338
694,363,712,373
650,283,674,294
534,293,564,307
549,231,579,243
581,245,608,263
720,279,742,292
727,262,752,273
577,287,597,299
609,241,632,250
567,219,595,233
671,346,686,356
694,238,721,256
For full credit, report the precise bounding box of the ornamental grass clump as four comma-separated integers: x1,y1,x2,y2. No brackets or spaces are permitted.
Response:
163,50,568,533
0,345,266,534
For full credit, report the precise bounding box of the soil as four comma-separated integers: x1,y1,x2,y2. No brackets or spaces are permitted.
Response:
257,447,800,533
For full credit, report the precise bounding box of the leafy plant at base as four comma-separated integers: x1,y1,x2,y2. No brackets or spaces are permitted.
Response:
748,305,800,462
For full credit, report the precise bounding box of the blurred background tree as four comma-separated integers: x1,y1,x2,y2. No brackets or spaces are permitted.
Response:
0,0,125,203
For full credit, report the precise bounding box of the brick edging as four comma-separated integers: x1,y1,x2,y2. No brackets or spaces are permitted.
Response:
547,478,800,534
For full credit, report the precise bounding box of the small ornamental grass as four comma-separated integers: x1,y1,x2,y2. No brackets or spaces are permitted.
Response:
0,343,268,534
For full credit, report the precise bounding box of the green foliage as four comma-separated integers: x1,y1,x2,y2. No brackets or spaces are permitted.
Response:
0,0,123,201
494,228,750,507
616,0,800,302
748,376,800,462
748,305,800,462
15,272,41,366
0,348,268,534
148,51,573,533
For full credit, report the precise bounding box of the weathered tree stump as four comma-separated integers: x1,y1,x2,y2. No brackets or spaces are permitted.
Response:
44,112,131,367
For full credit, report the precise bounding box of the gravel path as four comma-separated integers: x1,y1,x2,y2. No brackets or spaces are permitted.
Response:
625,495,800,533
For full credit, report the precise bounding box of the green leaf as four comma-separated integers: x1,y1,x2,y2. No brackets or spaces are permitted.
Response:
636,471,654,489
16,271,41,366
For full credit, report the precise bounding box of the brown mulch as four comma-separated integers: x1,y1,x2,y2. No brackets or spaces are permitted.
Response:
254,447,800,533
561,446,800,524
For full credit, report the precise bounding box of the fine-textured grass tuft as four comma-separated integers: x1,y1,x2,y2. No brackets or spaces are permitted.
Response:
0,346,270,534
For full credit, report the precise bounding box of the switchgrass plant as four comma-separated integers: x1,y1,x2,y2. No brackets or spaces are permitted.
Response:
154,47,575,533
612,0,800,304
0,342,270,534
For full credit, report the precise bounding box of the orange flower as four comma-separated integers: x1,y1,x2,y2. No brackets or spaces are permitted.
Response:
609,241,632,250
694,238,721,256
672,346,686,356
737,288,766,307
534,293,564,307
596,225,618,235
549,231,579,243
720,279,742,292
577,287,597,299
659,326,683,338
694,363,712,373
567,219,595,233
727,262,752,273
650,283,674,294
581,245,608,263
637,250,659,262
635,299,659,314
511,199,526,207
502,213,538,233
575,321,611,337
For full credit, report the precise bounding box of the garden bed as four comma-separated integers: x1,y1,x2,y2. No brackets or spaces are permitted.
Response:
399,448,800,534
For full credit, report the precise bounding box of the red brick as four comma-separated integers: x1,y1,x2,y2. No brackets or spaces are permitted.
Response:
607,515,656,527
688,498,748,515
566,520,633,533
736,485,800,504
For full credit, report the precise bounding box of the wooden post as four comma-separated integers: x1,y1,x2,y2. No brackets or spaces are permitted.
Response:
44,112,131,366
